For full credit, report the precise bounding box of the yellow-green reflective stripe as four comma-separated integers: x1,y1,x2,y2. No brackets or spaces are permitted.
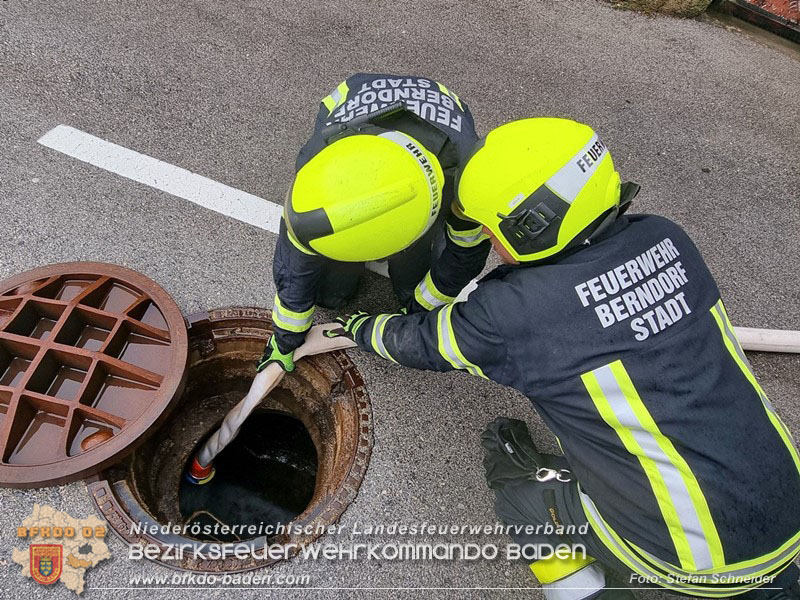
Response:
272,295,314,332
272,313,311,333
322,80,350,115
582,361,725,570
582,369,697,570
436,82,464,110
321,95,336,113
436,304,486,378
349,315,369,337
371,314,397,363
711,300,800,474
274,296,314,320
579,490,761,597
530,555,595,584
633,533,800,581
446,223,489,248
335,81,349,107
414,285,437,311
414,272,455,311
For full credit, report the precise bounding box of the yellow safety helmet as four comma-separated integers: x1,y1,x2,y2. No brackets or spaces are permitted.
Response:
285,116,444,262
457,118,639,263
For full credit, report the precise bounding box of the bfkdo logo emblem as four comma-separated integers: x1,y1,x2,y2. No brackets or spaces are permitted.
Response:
30,544,63,585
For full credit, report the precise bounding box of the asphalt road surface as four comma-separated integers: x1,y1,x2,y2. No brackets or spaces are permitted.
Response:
1,1,799,598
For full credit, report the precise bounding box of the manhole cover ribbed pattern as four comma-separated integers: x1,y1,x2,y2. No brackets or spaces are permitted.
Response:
0,262,188,488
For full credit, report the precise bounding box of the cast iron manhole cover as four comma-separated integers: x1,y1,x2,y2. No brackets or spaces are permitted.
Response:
0,262,188,487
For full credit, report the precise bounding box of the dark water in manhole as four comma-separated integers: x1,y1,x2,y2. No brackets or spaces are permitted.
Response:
178,411,318,542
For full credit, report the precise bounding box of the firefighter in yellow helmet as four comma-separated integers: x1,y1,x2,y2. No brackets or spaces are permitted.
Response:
258,73,491,372
330,118,800,599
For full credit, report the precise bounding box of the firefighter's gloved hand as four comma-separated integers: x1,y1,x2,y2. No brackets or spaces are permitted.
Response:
256,335,295,373
325,311,371,341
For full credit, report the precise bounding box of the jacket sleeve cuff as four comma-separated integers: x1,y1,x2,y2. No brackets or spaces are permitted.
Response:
413,271,456,311
355,314,400,363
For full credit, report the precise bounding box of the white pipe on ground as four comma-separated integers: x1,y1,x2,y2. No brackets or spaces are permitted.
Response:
734,327,800,354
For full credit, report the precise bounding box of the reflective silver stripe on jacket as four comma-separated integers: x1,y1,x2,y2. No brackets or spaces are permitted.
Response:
272,296,314,332
447,223,488,247
436,305,485,378
580,489,800,591
712,301,797,446
415,272,455,311
371,314,397,362
591,363,714,570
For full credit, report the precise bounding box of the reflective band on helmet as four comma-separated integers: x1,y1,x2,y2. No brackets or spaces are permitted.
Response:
414,272,455,311
545,133,608,204
540,563,606,600
271,295,314,333
581,360,724,571
370,313,398,363
447,222,489,248
710,300,800,474
378,131,441,235
436,304,486,378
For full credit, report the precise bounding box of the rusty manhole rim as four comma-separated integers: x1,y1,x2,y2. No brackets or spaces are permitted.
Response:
89,306,373,573
0,262,188,487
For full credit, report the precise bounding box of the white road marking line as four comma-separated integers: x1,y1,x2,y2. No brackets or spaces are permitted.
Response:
38,125,282,232
37,124,461,290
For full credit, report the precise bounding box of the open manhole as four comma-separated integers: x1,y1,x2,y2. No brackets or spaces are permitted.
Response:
178,411,318,543
87,307,373,572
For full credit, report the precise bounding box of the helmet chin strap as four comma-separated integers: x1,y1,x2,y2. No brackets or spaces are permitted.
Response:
585,180,641,244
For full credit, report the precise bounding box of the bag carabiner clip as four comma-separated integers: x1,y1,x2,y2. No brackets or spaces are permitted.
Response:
534,467,572,483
